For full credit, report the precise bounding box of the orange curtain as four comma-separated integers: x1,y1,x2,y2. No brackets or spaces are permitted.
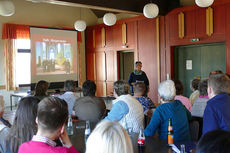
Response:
2,23,30,90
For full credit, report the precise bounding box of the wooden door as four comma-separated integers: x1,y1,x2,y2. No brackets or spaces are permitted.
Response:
174,43,226,97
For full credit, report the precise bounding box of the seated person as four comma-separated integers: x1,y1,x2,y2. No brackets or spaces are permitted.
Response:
0,97,40,153
74,80,106,123
34,80,49,100
133,82,155,116
86,120,133,153
203,74,230,135
144,80,191,142
191,79,209,117
189,78,200,106
174,80,192,112
196,130,230,153
59,80,79,115
209,70,223,76
105,80,144,133
18,97,79,153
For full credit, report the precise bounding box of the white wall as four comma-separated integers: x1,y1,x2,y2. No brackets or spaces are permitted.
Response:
0,0,98,107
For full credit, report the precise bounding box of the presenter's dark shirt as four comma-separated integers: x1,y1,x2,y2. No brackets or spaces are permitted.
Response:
203,93,230,135
73,96,106,123
128,70,149,94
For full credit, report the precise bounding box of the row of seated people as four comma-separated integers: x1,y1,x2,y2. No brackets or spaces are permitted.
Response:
1,71,230,153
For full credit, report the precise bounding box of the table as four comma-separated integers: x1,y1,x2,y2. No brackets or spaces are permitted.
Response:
69,121,171,153
10,92,28,110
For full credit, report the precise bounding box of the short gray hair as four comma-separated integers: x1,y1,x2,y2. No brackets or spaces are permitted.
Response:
86,120,133,153
113,80,129,96
158,80,176,101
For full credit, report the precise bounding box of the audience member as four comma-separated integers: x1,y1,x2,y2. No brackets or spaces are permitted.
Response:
174,80,192,112
133,82,155,116
209,70,223,77
191,79,209,117
144,80,191,142
59,80,78,115
189,78,200,106
196,130,230,153
105,80,144,133
73,80,106,123
128,61,149,96
203,74,230,135
85,120,133,153
2,97,40,153
18,97,78,153
34,80,49,100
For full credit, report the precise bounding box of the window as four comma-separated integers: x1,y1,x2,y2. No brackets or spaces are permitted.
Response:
16,39,31,85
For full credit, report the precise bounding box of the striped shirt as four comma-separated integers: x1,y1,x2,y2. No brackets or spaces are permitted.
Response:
32,135,56,147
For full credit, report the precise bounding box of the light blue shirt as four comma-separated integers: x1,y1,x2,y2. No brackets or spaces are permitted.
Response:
105,100,129,121
59,91,78,115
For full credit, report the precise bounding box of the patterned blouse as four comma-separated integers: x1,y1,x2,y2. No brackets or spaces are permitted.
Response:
136,96,155,112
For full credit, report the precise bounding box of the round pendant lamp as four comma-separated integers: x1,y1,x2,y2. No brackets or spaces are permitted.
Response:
0,0,15,16
74,8,87,31
74,20,87,32
143,3,159,19
103,13,117,26
195,0,214,7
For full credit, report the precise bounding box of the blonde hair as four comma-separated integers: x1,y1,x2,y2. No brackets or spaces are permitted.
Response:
86,120,134,153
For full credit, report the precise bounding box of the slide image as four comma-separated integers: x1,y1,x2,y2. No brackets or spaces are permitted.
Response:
35,41,74,75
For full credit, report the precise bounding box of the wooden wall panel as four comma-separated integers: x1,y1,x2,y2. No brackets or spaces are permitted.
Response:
95,52,106,81
195,9,206,38
86,28,94,50
86,52,95,81
213,5,226,35
105,51,114,81
138,18,158,102
113,24,122,49
105,26,114,48
168,13,179,41
126,21,136,48
106,81,114,96
96,81,104,97
95,27,102,49
184,11,196,38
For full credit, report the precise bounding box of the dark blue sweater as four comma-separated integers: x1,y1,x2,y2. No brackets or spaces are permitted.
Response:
203,94,230,135
144,100,191,142
128,71,149,94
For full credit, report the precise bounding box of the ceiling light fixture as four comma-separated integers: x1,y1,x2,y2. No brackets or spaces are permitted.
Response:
74,8,87,31
103,13,117,26
195,0,214,7
143,3,159,19
0,0,15,16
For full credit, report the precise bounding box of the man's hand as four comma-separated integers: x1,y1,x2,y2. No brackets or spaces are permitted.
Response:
60,129,72,148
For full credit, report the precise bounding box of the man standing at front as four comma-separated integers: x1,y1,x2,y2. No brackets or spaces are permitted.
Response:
203,74,230,135
128,61,149,96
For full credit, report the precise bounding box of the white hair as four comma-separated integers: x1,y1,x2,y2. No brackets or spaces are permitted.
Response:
0,96,4,113
86,120,134,153
158,80,176,101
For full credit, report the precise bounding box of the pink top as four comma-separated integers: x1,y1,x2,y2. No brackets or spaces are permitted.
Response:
18,141,79,153
175,95,192,112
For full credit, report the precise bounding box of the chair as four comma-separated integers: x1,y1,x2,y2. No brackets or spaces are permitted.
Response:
189,120,199,141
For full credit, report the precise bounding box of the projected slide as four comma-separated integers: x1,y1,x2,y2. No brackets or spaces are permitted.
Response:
36,40,73,75
30,27,78,83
